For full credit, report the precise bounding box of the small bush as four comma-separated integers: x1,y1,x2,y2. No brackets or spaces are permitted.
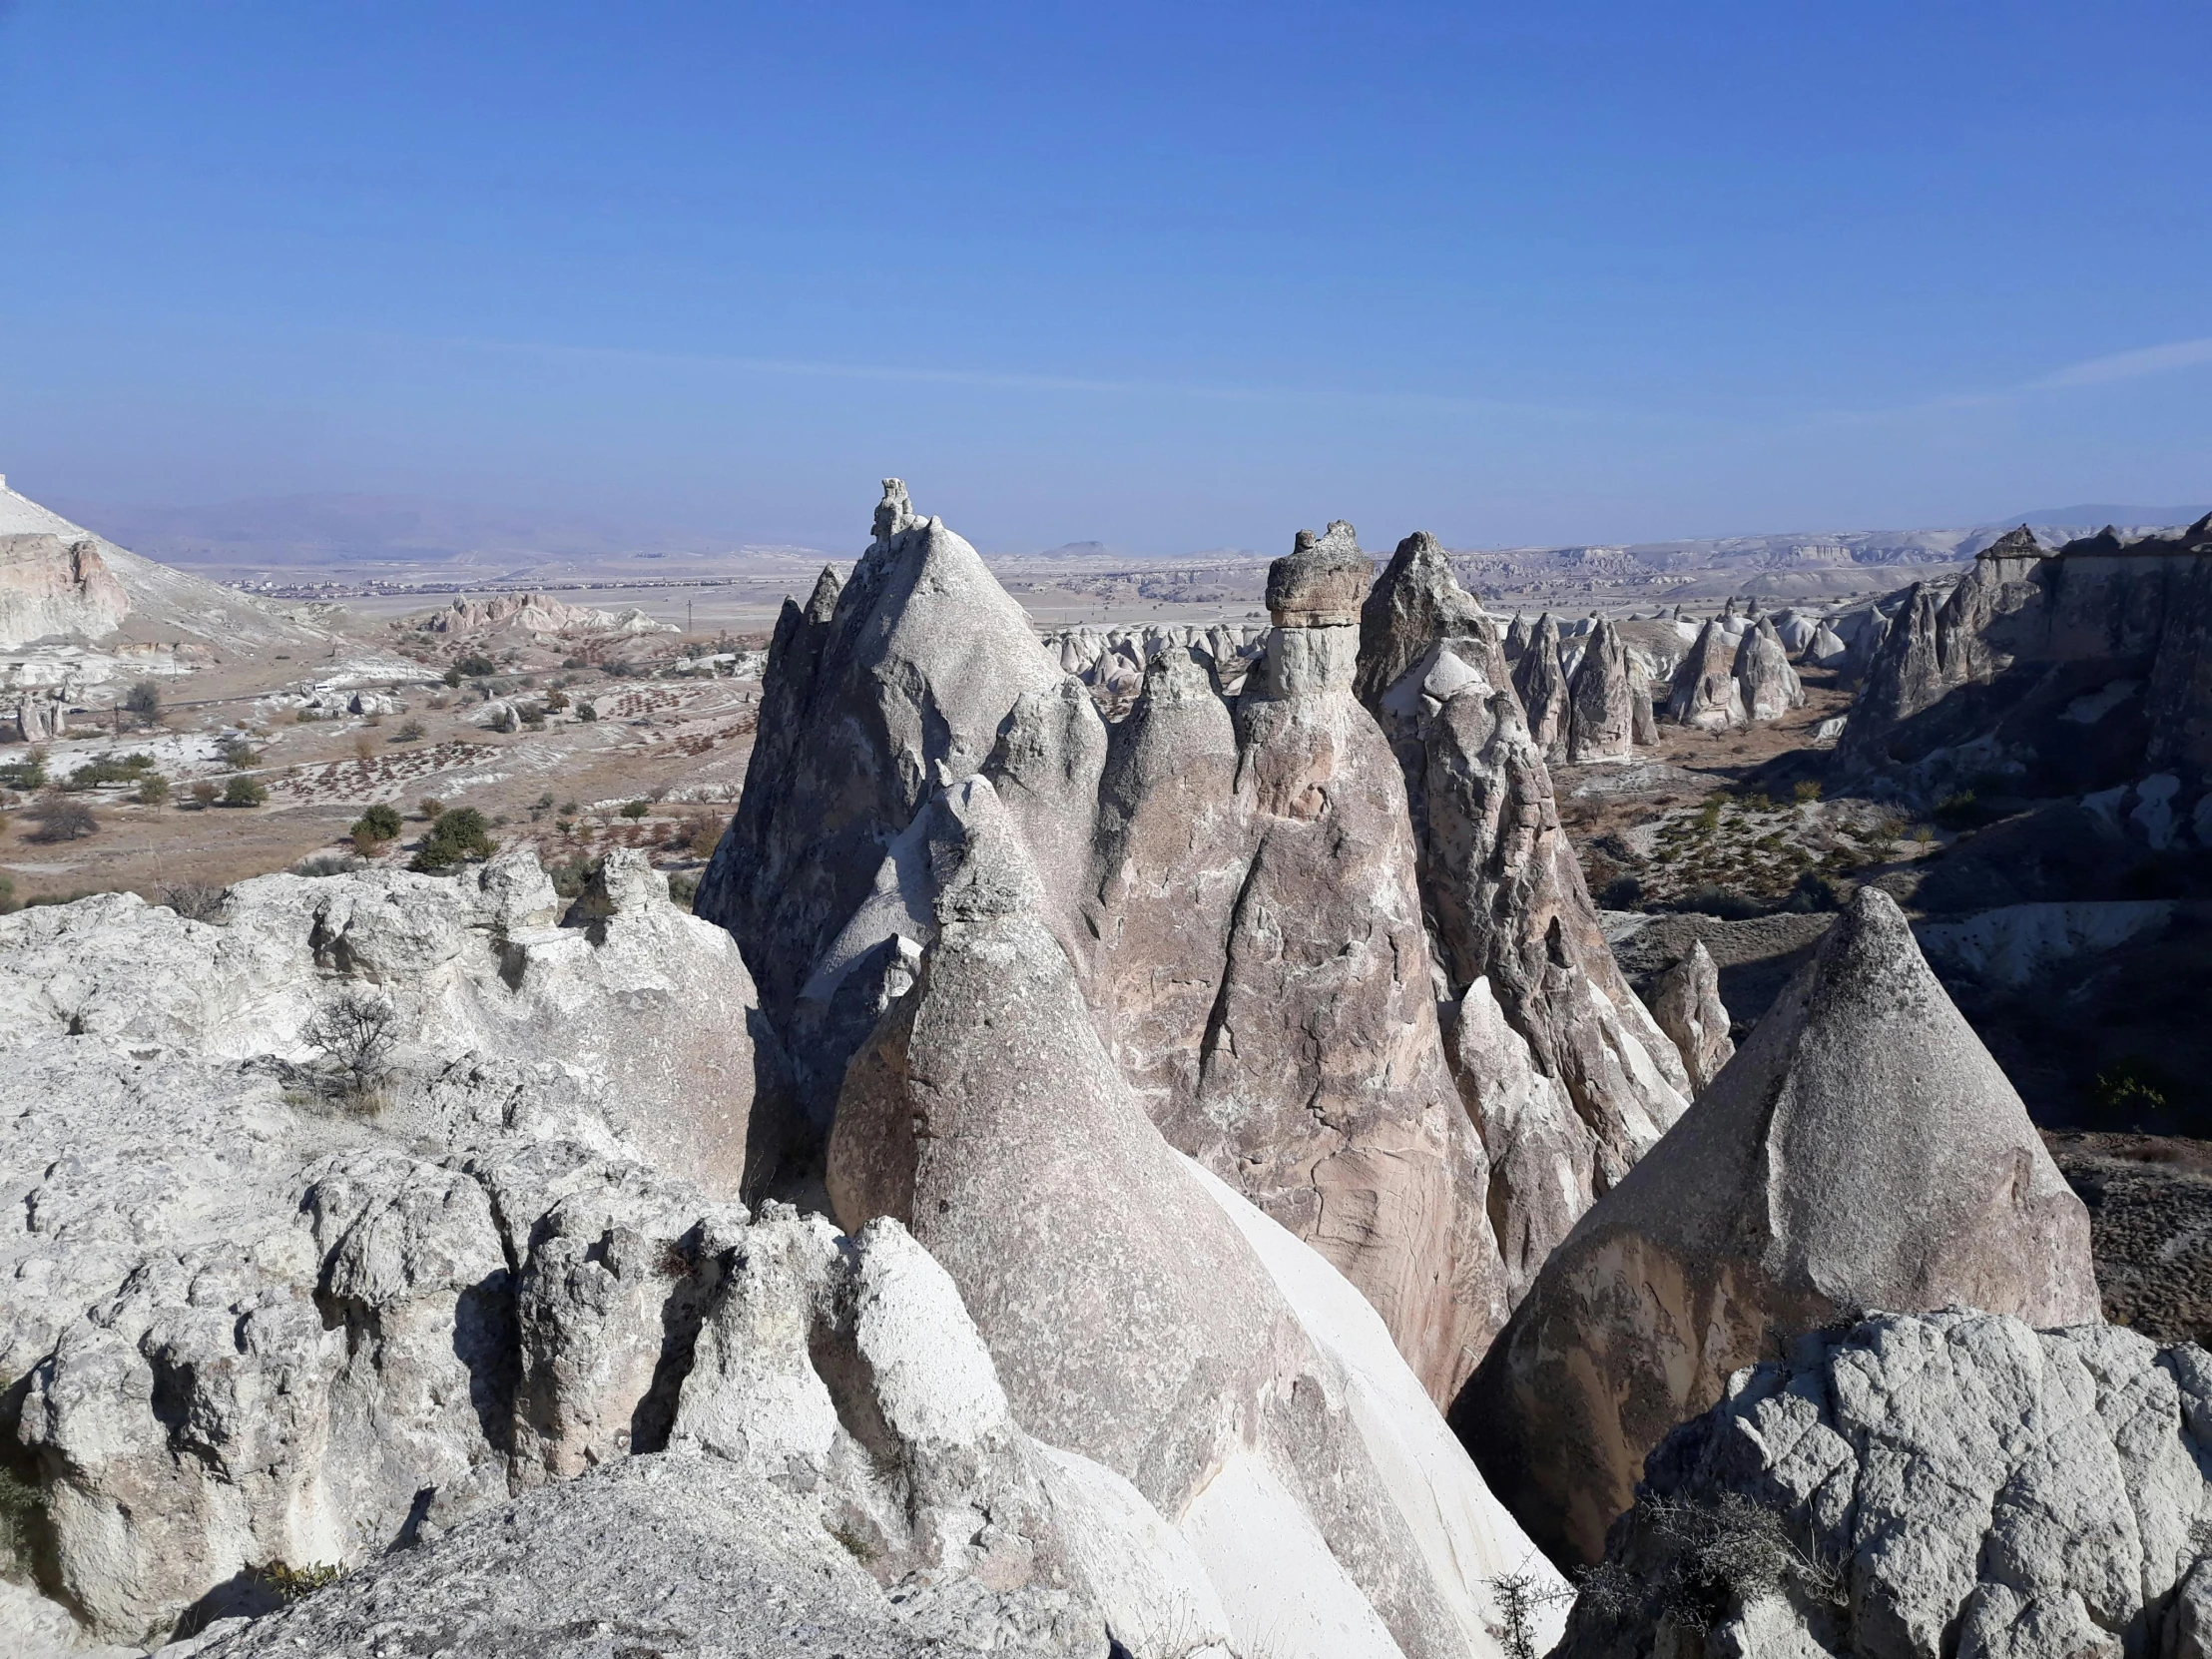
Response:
441,667,462,688
1793,779,1823,804
1597,873,1644,910
455,653,496,679
0,874,14,915
164,880,227,920
124,680,163,724
28,800,100,842
620,800,650,821
0,750,47,791
303,989,398,1102
188,781,221,809
220,775,269,808
1679,883,1761,921
250,1560,343,1604
1785,869,1845,912
489,706,518,735
292,852,361,878
0,1464,40,1577
136,775,171,807
392,719,426,742
544,689,569,712
217,736,260,770
352,803,403,842
2089,1057,2173,1128
518,704,546,729
1934,791,1986,831
418,797,446,820
577,702,599,723
408,807,496,872
546,854,595,898
666,871,699,908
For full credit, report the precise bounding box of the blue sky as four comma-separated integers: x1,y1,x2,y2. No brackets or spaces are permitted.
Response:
3,1,2208,554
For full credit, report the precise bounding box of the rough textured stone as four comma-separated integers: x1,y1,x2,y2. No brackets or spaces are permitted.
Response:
1568,618,1639,762
825,777,1564,1659
0,533,131,648
1356,530,1506,709
1555,1311,2212,1659
1734,615,1806,721
1668,619,1750,729
1513,613,1572,760
1460,887,2102,1566
693,478,1059,1113
1267,520,1373,627
1651,937,1735,1092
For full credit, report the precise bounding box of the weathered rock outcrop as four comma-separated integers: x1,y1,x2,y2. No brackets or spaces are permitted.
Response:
416,590,675,637
1513,613,1572,759
0,533,130,648
1567,618,1639,762
1667,619,1749,729
1556,1311,2212,1659
1356,529,1506,708
1459,887,2101,1565
1734,614,1805,721
827,779,1561,1659
694,479,1059,1095
1650,937,1734,1092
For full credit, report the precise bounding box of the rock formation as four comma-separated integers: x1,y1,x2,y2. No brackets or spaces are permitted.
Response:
1460,887,2100,1565
1512,612,1572,760
1557,1311,2212,1659
827,778,1559,1659
695,480,1061,1114
1732,614,1805,721
1356,529,1506,706
1566,617,1638,762
416,590,676,637
1650,937,1733,1092
1807,618,1849,665
1665,619,1748,728
0,532,130,648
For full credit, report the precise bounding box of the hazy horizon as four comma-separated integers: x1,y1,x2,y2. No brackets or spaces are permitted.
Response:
4,3,2207,555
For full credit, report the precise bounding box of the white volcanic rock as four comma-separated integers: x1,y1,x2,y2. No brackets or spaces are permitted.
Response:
0,533,129,649
695,480,1060,1112
0,847,790,1202
1807,619,1850,665
1651,937,1734,1092
1667,619,1749,729
1567,617,1639,762
1513,613,1572,760
1734,615,1806,721
826,777,1563,1659
1357,529,1507,708
1461,887,2101,1566
1556,1311,2212,1659
416,590,676,637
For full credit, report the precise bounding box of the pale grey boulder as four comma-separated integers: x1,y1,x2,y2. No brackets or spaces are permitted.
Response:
1513,612,1573,760
1568,617,1638,762
1267,518,1372,627
1651,937,1734,1092
1460,887,2102,1566
1554,1311,2212,1659
168,1449,1090,1659
1668,619,1750,729
1356,529,1507,709
1628,647,1660,745
1735,615,1807,722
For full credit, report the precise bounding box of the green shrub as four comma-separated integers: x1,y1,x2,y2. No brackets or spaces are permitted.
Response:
577,702,599,723
64,753,157,790
250,1560,342,1603
1680,883,1760,921
124,681,163,723
1935,791,1986,831
455,653,496,679
408,807,496,872
2089,1058,2172,1127
0,874,15,915
1597,873,1644,910
620,800,650,821
666,871,699,908
216,737,260,770
441,667,462,688
220,775,269,808
135,774,170,806
0,1464,40,1576
0,750,47,791
355,803,403,841
1792,779,1823,804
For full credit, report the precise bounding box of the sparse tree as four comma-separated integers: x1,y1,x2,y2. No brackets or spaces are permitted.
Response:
303,988,398,1101
123,681,163,727
136,775,171,808
28,800,99,842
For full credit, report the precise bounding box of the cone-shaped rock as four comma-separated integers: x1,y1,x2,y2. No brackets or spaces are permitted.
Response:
1627,649,1659,746
1732,614,1805,721
1650,938,1732,1092
1511,614,1571,761
1565,618,1636,762
696,480,1058,1107
1807,619,1848,666
1664,619,1748,729
1504,612,1529,659
1834,581,1943,772
1455,887,2100,1565
827,779,1562,1659
1355,530,1507,710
